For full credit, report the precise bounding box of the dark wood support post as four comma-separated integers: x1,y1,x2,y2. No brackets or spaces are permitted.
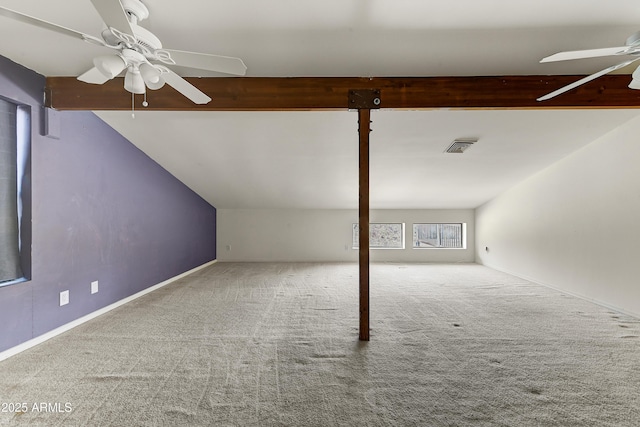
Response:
349,89,379,342
358,108,371,341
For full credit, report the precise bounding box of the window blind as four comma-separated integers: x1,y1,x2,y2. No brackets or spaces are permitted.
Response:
0,98,23,283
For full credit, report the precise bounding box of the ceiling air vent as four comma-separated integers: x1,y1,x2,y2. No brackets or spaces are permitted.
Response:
445,138,477,154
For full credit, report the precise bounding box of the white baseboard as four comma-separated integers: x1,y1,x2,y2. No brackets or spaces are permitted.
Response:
0,260,217,363
481,262,640,319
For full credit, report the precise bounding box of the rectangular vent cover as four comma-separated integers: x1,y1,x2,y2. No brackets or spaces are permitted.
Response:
446,138,477,153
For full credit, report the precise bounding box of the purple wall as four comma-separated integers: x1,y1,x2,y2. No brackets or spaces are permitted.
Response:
0,56,216,352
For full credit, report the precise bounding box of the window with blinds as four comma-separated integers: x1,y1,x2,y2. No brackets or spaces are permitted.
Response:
0,98,26,285
413,223,464,249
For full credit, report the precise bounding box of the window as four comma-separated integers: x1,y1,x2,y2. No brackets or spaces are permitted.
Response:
0,98,28,285
413,223,464,249
353,223,405,249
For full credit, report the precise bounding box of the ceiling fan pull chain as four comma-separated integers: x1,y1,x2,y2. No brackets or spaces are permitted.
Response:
131,92,135,119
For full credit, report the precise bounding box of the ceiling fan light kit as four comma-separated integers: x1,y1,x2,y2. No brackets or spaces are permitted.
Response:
629,63,640,89
0,0,247,105
94,54,126,79
538,30,640,101
123,67,145,94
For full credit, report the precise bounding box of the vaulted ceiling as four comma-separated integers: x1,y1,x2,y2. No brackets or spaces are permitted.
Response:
2,0,640,209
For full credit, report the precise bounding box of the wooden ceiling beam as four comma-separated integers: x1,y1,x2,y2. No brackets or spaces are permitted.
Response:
46,75,640,111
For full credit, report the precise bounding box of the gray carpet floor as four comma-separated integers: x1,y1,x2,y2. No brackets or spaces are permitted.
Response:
0,262,639,426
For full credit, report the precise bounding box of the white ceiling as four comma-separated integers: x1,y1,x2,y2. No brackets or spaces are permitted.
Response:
95,109,639,209
2,0,640,209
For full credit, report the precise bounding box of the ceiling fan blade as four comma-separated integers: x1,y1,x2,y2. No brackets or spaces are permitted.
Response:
540,46,631,63
90,0,134,37
162,49,247,76
537,57,640,101
77,67,110,85
0,6,98,42
161,69,212,104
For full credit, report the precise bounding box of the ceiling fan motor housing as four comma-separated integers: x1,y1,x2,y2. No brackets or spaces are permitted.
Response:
98,0,161,52
101,25,162,50
131,25,162,51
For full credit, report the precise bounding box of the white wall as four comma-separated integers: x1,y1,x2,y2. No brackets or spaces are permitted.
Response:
476,115,640,317
218,209,474,263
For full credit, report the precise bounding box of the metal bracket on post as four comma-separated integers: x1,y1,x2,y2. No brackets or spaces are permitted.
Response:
348,89,382,109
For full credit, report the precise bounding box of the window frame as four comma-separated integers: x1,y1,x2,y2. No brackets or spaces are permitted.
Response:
412,223,466,250
352,222,406,250
0,97,31,287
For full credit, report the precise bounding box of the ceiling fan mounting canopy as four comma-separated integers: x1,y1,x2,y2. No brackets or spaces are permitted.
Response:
626,31,640,47
0,0,248,105
121,0,149,22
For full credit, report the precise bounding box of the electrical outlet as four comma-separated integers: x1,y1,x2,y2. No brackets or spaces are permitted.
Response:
59,290,69,306
226,245,231,251
91,281,99,294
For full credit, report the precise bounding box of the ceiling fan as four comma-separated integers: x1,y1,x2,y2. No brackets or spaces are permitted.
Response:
537,31,640,101
0,0,247,104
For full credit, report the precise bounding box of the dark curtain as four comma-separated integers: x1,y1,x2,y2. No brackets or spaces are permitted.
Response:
0,98,23,283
